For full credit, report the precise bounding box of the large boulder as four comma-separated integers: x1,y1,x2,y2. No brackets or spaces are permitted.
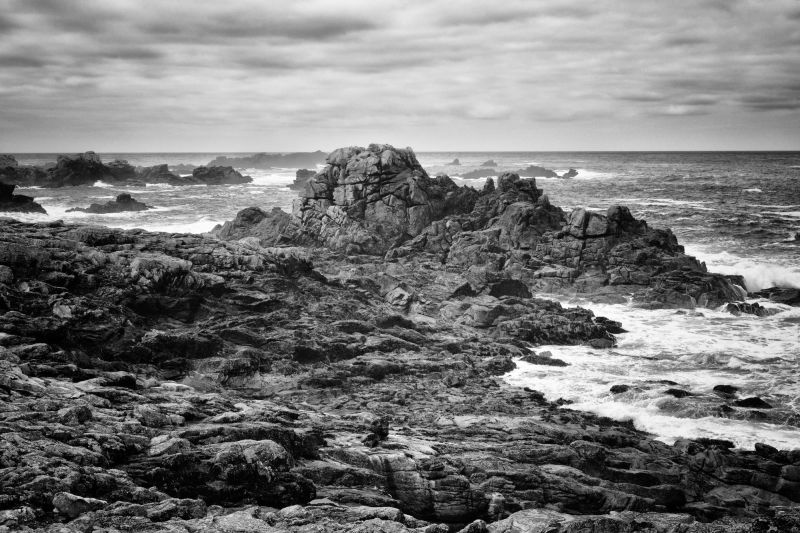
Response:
211,206,293,246
136,164,185,184
66,193,152,214
290,169,316,190
291,144,479,254
0,182,46,214
191,166,252,185
47,151,110,187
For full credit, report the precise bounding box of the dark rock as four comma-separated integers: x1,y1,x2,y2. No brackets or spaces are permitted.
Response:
481,159,497,167
734,397,773,409
520,350,569,366
713,384,739,398
561,168,579,179
665,388,693,398
0,182,46,214
210,206,293,246
751,287,800,307
191,165,252,185
208,151,327,169
449,158,461,165
610,384,630,394
725,301,778,317
136,163,184,184
67,193,153,214
290,144,479,254
517,165,558,178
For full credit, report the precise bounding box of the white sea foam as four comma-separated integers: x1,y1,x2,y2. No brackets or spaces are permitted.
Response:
111,216,223,234
571,170,614,180
685,245,800,290
503,298,800,449
743,188,762,193
92,181,116,188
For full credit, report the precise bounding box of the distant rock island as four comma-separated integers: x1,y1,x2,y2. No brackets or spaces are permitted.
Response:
461,165,579,180
67,193,153,214
207,150,327,169
0,152,252,188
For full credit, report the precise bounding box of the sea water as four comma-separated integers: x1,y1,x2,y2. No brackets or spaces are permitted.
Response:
8,150,800,449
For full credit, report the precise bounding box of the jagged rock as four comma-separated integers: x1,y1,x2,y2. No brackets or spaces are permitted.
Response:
750,287,800,307
0,182,46,213
192,165,252,185
725,301,778,317
449,158,461,165
561,168,579,179
67,193,153,214
517,165,558,178
208,151,327,169
291,169,317,190
211,206,293,246
136,163,185,184
290,144,479,254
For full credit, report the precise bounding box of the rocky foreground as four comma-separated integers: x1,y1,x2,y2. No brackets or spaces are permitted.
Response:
1,144,798,532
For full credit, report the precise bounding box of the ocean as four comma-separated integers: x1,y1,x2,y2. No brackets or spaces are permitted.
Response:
8,150,800,450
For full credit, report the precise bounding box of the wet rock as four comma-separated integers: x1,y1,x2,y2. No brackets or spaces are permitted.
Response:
208,151,327,169
610,384,630,394
734,397,773,409
192,165,253,185
520,350,569,367
67,193,153,213
665,388,693,398
725,301,778,317
0,182,46,214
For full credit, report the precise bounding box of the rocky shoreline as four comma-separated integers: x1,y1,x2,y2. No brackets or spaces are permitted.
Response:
0,152,252,188
0,144,798,532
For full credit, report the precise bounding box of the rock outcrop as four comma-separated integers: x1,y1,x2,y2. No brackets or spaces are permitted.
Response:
191,165,252,185
290,168,317,190
461,165,577,180
217,147,745,310
0,153,252,187
0,182,46,214
208,151,327,169
66,193,153,214
290,144,480,254
0,218,797,531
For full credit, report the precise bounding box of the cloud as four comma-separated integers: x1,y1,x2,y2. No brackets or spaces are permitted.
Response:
0,0,798,150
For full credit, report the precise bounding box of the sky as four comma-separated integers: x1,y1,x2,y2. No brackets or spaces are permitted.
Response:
1,0,799,152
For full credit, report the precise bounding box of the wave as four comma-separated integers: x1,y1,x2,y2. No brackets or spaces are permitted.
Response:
92,181,116,188
685,245,800,291
743,188,762,193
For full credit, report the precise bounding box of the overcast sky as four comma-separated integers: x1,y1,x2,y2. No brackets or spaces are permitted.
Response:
1,0,799,152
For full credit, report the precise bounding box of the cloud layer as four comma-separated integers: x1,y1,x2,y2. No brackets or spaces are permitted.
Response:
1,0,798,150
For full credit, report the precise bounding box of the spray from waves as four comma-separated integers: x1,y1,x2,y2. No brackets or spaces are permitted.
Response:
743,188,762,193
685,245,800,291
503,298,800,450
111,216,223,234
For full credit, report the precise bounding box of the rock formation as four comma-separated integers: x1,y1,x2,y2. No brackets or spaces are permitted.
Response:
449,158,461,165
0,182,46,214
0,153,252,187
231,145,743,310
481,159,497,167
289,144,480,254
66,193,153,214
290,168,317,190
208,151,327,169
0,217,797,532
461,165,577,180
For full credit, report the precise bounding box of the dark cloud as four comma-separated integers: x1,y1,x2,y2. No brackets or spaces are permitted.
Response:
0,54,47,68
0,0,798,150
